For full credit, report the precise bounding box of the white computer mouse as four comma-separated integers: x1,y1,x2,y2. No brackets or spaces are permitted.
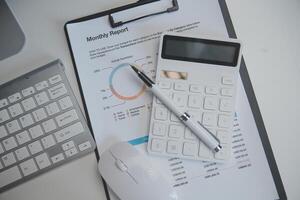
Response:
98,142,178,200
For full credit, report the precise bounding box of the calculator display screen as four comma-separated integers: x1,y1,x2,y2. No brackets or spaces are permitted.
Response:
162,35,240,66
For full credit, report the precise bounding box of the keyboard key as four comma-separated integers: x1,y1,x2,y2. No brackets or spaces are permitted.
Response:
49,74,62,85
21,97,36,112
35,153,51,169
204,96,218,110
29,125,44,139
6,120,21,134
222,75,234,85
0,98,8,108
3,136,18,151
218,115,231,128
0,125,8,139
188,95,202,108
150,138,165,153
172,93,187,107
62,140,75,151
174,82,188,91
15,147,30,161
154,106,168,121
8,93,22,103
54,122,84,143
205,86,218,95
2,152,16,167
221,88,233,97
0,166,22,188
41,135,56,149
168,124,184,138
152,122,167,136
22,87,35,97
189,84,202,93
35,81,49,91
51,153,64,164
42,119,57,133
65,147,78,157
217,130,229,143
219,99,233,112
32,108,47,122
48,83,67,99
202,112,217,127
28,140,43,155
16,131,31,145
167,140,180,154
35,91,49,105
45,102,60,116
0,109,10,123
8,103,23,118
158,81,172,89
183,142,197,156
55,109,78,127
19,113,34,128
58,96,73,110
20,158,38,176
78,141,92,151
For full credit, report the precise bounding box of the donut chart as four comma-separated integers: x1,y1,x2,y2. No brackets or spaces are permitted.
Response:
109,63,146,100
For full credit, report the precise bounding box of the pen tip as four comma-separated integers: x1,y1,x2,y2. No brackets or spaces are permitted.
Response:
129,64,139,73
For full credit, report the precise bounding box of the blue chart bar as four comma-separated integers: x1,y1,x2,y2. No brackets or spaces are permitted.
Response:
128,136,149,145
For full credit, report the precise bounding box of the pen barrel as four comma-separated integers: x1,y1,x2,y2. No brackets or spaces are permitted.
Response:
182,118,220,151
151,85,182,116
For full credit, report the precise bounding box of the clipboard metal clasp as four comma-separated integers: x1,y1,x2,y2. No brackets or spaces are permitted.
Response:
109,0,179,28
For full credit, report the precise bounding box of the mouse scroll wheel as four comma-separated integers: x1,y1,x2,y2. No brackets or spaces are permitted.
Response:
115,159,128,172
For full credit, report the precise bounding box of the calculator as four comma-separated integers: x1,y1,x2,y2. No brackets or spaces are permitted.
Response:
147,32,242,162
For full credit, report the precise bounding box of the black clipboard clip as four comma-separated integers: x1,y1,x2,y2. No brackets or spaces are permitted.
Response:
108,0,179,28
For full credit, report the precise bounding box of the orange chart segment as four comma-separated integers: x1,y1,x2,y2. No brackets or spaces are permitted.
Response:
109,63,147,100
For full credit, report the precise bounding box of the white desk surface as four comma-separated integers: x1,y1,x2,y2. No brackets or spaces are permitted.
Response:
0,0,299,199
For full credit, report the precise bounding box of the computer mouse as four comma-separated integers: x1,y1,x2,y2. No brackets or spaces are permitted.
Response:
98,142,178,200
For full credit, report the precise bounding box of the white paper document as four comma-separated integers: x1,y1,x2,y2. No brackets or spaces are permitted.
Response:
66,0,280,199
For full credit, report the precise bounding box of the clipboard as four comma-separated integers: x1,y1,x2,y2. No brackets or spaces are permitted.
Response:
64,0,287,199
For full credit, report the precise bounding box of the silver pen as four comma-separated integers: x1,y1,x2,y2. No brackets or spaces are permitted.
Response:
130,64,222,153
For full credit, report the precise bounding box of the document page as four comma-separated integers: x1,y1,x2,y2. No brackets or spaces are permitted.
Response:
66,0,279,199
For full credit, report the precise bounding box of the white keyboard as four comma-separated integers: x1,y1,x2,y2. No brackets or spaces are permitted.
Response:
147,76,235,162
0,60,95,192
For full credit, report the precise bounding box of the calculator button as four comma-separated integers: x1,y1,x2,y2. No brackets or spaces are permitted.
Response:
188,95,202,108
151,138,165,153
49,74,62,85
205,86,218,95
152,122,167,136
222,76,234,85
168,124,184,138
20,158,38,176
16,131,31,145
202,112,217,127
8,93,22,103
35,92,49,106
156,91,171,104
217,130,229,143
0,109,10,123
19,114,34,128
32,108,47,122
159,81,172,89
199,142,213,158
2,152,17,167
204,96,218,110
219,99,233,112
184,128,196,140
154,106,168,121
3,136,18,151
8,103,23,118
189,84,202,93
0,126,8,139
218,115,231,128
0,99,8,109
215,144,230,160
174,82,188,91
172,93,187,107
221,88,233,97
6,120,21,134
22,97,37,112
187,110,201,121
170,113,180,122
183,142,197,156
15,146,30,161
22,87,35,97
167,140,180,154
35,81,49,91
